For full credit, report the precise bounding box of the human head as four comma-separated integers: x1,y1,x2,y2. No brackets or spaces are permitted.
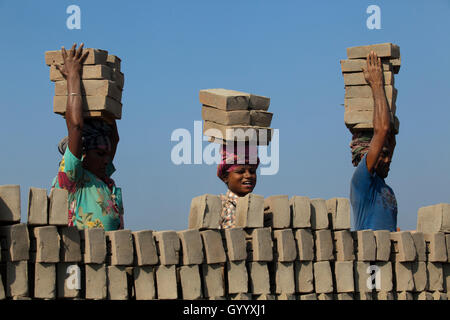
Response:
374,133,396,179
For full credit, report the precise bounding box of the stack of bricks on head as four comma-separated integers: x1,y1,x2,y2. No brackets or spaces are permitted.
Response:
341,43,400,137
45,48,124,121
0,184,449,300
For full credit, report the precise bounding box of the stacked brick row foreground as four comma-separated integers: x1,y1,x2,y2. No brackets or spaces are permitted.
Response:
0,185,449,300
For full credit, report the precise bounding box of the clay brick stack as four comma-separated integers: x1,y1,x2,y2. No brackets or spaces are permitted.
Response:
200,89,273,146
340,43,401,136
45,48,124,120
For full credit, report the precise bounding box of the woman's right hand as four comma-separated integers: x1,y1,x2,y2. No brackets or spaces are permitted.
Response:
56,43,89,79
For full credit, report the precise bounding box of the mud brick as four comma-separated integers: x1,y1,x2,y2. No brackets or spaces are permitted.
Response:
317,293,334,300
254,294,276,300
6,261,28,298
230,293,252,300
294,229,314,261
345,85,396,99
326,198,351,230
85,263,107,300
57,263,81,298
132,266,156,300
289,196,311,228
356,292,373,300
299,293,317,300
343,71,394,86
199,88,250,110
336,293,354,300
55,80,123,102
106,54,121,71
201,105,250,126
390,231,417,262
250,110,273,127
333,230,355,261
227,261,248,294
264,195,290,229
112,69,125,89
48,188,68,226
235,194,264,228
45,48,108,66
177,230,203,265
445,264,450,292
347,43,400,59
200,230,226,264
188,194,222,230
387,57,401,74
247,262,270,294
375,291,394,300
423,232,448,262
277,293,297,300
373,230,391,261
410,231,426,261
417,203,450,233
201,263,224,298
27,187,48,225
53,95,123,120
203,121,273,145
340,59,392,72
59,227,81,262
246,228,273,261
0,224,29,261
394,262,414,292
273,229,297,262
105,230,133,266
334,261,354,292
294,261,314,293
313,261,333,293
310,198,329,230
274,262,295,294
345,96,396,114
352,230,376,261
446,234,450,262
427,262,443,291
223,227,246,261
0,273,5,300
249,94,270,111
154,230,180,265
106,265,128,300
34,263,56,299
0,185,21,223
353,261,371,293
314,229,334,261
415,291,432,300
83,228,106,264
50,64,113,81
396,291,413,300
178,265,202,300
34,226,60,263
412,261,428,292
131,230,159,266
432,291,447,300
375,261,393,292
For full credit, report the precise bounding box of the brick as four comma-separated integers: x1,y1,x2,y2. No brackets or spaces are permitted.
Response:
179,265,202,299
355,292,373,300
446,234,450,262
27,187,48,225
53,95,122,120
57,263,81,298
340,59,392,72
334,261,354,293
249,94,270,111
275,262,295,294
0,224,29,261
177,229,204,265
273,229,297,262
346,43,400,59
394,262,414,292
203,121,273,145
415,292,433,300
353,261,371,293
201,263,224,298
390,231,416,262
133,266,156,300
326,198,351,230
423,232,448,262
246,228,273,261
0,273,5,300
317,293,334,300
432,291,447,300
417,203,450,233
50,64,113,81
153,230,180,265
445,264,450,293
333,230,355,261
55,80,122,102
250,110,273,127
132,230,159,266
227,261,248,294
6,261,28,298
375,291,394,300
199,88,250,111
254,294,276,300
105,230,134,265
375,261,393,292
313,261,333,293
202,105,250,126
45,48,108,66
59,227,81,262
410,231,427,261
107,265,128,300
343,71,394,86
299,293,317,300
34,263,56,299
264,195,291,229
289,196,311,228
83,228,106,264
412,261,428,292
223,227,246,261
247,262,270,294
0,185,21,223
34,226,60,263
188,194,222,229
396,291,413,300
336,293,354,300
345,85,396,99
48,188,68,226
373,230,391,261
112,69,125,89
200,230,226,264
314,229,334,261
235,193,265,228
277,293,297,300
309,198,329,230
294,229,314,261
85,263,107,300
345,96,396,114
352,230,376,261
106,54,121,71
294,261,314,293
231,293,252,300
427,262,443,291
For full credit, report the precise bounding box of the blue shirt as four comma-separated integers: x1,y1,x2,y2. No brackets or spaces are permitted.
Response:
350,154,397,231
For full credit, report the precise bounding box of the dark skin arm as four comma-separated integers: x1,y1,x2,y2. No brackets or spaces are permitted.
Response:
362,51,391,173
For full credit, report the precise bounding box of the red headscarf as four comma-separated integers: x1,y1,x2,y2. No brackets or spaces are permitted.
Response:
217,143,260,180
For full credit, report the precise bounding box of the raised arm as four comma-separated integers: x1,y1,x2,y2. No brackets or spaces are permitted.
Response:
362,51,391,173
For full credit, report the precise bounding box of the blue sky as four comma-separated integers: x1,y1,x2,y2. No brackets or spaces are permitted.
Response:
0,0,449,231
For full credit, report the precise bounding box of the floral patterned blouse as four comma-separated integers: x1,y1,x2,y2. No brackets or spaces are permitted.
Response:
51,147,124,231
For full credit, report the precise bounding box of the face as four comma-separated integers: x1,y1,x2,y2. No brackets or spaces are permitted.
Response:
223,165,257,197
82,148,111,179
375,143,395,179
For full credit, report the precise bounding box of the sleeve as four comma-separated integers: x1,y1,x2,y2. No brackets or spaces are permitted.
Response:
350,153,374,194
54,147,84,191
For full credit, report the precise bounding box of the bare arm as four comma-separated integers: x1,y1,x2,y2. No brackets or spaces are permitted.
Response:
362,51,391,173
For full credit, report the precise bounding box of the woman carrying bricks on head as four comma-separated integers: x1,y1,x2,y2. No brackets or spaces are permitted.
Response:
217,142,259,229
51,43,123,231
